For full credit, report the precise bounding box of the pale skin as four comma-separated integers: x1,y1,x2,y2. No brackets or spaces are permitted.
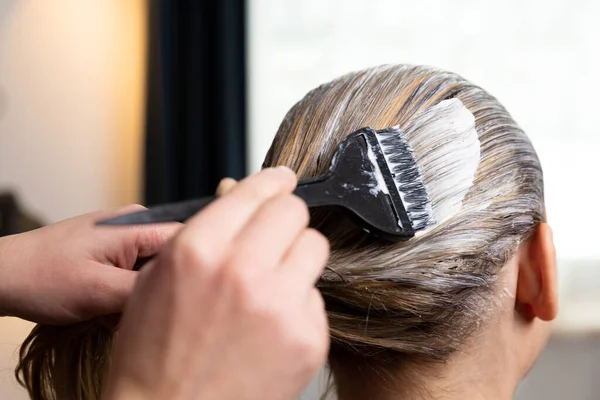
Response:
0,167,331,400
0,204,181,324
103,167,331,400
333,223,558,400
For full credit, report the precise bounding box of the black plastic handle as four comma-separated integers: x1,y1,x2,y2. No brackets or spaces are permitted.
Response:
96,196,216,225
293,177,337,207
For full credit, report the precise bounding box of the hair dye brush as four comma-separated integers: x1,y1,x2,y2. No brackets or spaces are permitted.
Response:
97,127,434,242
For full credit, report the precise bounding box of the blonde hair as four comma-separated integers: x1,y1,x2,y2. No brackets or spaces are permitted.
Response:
16,64,543,398
16,322,113,400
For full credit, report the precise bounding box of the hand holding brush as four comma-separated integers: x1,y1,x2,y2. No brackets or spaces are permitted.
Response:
103,167,331,400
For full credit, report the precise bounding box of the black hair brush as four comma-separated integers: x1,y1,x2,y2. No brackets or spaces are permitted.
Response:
97,127,434,242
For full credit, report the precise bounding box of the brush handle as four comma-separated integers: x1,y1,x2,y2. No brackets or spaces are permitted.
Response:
96,196,216,225
167,178,333,216
172,179,333,217
166,179,330,219
294,177,337,207
170,178,332,217
161,196,217,223
97,178,333,226
167,179,331,219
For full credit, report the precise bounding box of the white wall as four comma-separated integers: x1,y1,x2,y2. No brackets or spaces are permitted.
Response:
0,0,146,223
0,1,146,398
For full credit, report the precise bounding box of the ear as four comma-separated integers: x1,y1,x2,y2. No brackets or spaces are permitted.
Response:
515,223,558,321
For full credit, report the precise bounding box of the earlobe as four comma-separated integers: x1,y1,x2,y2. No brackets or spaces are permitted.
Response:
515,223,558,321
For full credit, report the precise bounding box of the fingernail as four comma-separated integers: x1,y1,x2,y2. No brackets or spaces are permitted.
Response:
216,177,237,196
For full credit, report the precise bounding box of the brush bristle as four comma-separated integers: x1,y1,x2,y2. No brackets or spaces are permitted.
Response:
374,127,434,231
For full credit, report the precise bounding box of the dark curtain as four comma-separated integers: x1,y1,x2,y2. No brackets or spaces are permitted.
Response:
144,0,246,205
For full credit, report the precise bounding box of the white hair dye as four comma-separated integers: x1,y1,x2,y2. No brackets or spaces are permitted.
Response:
366,144,390,196
403,98,480,228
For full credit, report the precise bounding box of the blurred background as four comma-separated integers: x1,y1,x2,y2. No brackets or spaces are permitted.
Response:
1,0,598,399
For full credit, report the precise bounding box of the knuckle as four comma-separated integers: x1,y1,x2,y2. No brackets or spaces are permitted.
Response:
246,168,296,199
311,289,327,311
285,195,310,226
303,228,330,256
261,194,309,227
290,332,328,371
270,165,297,185
219,263,264,309
242,292,273,319
133,226,173,257
171,233,218,271
223,265,250,293
243,177,283,202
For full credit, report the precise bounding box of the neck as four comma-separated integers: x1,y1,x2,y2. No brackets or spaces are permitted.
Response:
332,258,549,400
333,360,517,400
336,383,514,400
332,332,521,400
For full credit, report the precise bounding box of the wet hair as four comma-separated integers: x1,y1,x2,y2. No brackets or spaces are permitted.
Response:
15,64,543,399
16,322,113,400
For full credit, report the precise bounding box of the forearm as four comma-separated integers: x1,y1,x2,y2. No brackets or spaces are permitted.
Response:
0,232,32,318
0,234,18,317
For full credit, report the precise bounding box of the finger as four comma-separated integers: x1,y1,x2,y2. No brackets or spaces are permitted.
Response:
307,288,330,349
78,264,140,317
227,194,309,273
99,222,182,269
308,288,327,317
177,167,297,264
308,288,328,328
131,223,183,258
280,228,330,289
216,177,237,196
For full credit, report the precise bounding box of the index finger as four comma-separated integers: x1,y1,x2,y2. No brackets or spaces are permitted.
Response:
177,167,297,262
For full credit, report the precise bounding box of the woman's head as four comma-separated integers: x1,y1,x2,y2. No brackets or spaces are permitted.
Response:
264,64,557,398
16,64,557,400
